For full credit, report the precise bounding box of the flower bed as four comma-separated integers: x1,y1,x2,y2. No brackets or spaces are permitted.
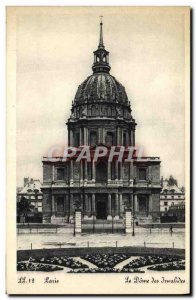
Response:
122,256,182,270
17,262,63,272
32,256,89,269
69,267,144,273
147,261,185,271
81,253,130,268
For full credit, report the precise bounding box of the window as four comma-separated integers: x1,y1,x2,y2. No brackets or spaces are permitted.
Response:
178,195,181,198
123,132,127,146
164,202,168,206
172,202,174,206
165,195,167,199
138,168,146,180
87,163,92,180
165,207,167,212
105,132,113,146
107,107,112,117
91,105,96,116
74,132,80,147
90,131,97,146
57,168,64,180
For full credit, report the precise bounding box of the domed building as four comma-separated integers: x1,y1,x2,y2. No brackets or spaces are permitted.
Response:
42,21,161,228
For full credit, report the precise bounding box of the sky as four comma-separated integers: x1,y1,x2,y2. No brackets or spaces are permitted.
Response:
15,7,188,187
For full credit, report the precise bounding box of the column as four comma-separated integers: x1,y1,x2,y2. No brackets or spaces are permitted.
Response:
120,162,123,181
119,193,123,217
92,194,96,217
80,161,83,184
64,194,68,217
52,165,55,181
70,160,74,185
98,128,101,144
84,160,88,183
102,128,106,144
85,194,88,217
131,130,134,146
117,127,120,145
107,194,112,219
70,194,74,217
70,130,73,146
115,160,118,181
107,161,111,182
129,161,133,183
149,194,152,218
89,195,92,216
115,193,119,219
83,127,87,145
86,128,89,146
92,161,95,182
134,194,138,214
80,128,83,145
52,195,55,215
121,128,123,145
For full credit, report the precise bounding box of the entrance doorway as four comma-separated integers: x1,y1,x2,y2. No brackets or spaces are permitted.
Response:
96,195,107,219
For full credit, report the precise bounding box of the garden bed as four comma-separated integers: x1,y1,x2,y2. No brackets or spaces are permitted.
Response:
81,253,130,268
122,256,182,270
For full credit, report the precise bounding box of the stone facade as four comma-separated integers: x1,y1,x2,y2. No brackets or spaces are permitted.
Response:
42,21,161,224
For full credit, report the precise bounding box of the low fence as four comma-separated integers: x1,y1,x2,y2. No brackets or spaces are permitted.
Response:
18,240,182,251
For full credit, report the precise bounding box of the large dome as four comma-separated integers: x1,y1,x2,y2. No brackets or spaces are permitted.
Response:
74,73,129,105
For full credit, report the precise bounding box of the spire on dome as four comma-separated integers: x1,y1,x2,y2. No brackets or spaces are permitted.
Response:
92,17,111,74
98,16,104,48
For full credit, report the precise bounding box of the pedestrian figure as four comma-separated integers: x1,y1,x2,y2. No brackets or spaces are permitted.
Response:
169,225,173,234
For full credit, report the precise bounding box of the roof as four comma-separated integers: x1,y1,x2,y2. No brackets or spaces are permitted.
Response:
161,180,184,195
74,73,129,105
19,179,42,194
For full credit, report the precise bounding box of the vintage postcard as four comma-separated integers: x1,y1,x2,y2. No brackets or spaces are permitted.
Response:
6,6,190,295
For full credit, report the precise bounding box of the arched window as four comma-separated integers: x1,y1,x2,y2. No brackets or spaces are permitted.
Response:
105,132,113,146
90,131,97,146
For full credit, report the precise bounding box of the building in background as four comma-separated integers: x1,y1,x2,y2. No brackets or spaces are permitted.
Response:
42,21,162,225
160,179,185,222
17,178,43,223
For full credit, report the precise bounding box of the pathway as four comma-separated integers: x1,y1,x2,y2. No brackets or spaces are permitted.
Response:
114,256,140,269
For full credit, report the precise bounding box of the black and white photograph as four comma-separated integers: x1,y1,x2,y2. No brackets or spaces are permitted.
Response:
6,6,190,295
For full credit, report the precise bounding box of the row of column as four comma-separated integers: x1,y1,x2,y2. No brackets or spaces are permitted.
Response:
51,193,153,216
69,127,135,146
51,193,126,217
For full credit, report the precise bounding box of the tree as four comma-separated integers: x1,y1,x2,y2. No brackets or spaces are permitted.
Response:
166,175,178,187
17,196,34,223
